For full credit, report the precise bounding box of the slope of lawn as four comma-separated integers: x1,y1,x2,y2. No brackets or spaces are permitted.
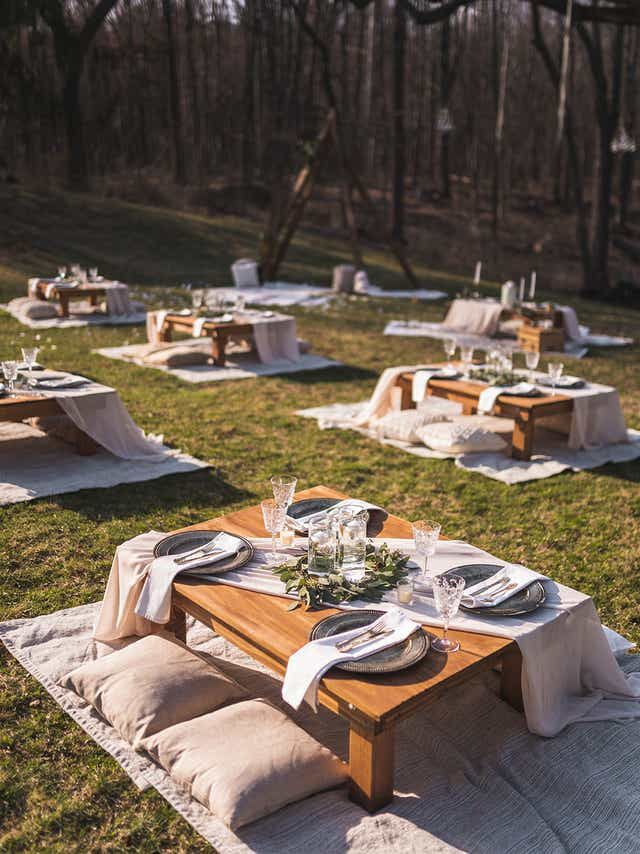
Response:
0,185,639,851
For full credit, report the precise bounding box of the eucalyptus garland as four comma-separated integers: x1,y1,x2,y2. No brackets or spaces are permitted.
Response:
272,542,411,611
469,367,521,386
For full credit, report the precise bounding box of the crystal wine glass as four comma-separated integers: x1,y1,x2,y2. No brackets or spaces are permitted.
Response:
412,520,441,584
270,475,297,509
261,499,287,564
21,347,39,387
547,361,564,396
460,345,474,375
525,350,540,382
432,574,465,653
57,266,67,280
89,267,98,281
1,361,19,397
443,337,456,368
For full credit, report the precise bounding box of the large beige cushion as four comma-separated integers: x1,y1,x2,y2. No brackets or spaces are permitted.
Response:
29,415,80,446
143,345,210,368
20,299,59,320
418,420,508,454
375,408,449,444
142,698,348,829
60,634,247,748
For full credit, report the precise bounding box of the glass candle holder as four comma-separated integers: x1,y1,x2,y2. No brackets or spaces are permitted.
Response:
307,514,337,575
396,579,414,605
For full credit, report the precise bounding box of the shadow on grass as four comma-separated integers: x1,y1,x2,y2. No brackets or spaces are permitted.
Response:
585,458,640,484
276,365,377,385
51,468,252,521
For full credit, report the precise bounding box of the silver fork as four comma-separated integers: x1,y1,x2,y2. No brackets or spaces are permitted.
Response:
336,619,389,652
335,616,388,651
174,536,222,564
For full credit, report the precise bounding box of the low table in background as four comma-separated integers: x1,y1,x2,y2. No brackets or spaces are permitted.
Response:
31,280,107,318
166,485,523,813
0,393,98,454
396,363,573,460
157,313,255,366
518,324,565,353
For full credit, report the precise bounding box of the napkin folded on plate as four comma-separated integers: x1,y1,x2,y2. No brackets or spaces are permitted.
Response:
462,563,547,608
192,315,234,337
286,498,381,533
36,374,90,390
282,609,418,712
134,532,241,624
477,382,538,415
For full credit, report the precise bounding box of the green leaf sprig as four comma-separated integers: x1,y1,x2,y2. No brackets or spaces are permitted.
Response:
272,542,411,611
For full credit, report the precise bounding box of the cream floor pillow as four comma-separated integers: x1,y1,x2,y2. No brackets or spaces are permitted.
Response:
142,698,348,829
418,420,508,454
17,298,59,320
375,408,449,444
143,345,210,368
60,634,247,748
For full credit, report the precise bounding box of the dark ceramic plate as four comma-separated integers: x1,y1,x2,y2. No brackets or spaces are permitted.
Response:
288,499,388,536
310,609,429,674
153,529,254,575
443,563,545,617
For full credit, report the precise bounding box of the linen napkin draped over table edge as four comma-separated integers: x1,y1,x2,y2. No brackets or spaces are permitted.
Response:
94,530,640,738
35,378,173,461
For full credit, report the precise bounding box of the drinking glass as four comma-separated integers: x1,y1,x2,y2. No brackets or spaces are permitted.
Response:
57,266,67,280
500,350,513,373
70,263,80,278
307,514,337,575
525,350,540,381
21,346,39,387
261,499,287,564
432,574,465,653
443,337,456,367
191,290,205,313
460,345,474,375
547,361,564,396
337,506,369,578
89,267,98,281
1,361,19,396
270,475,297,509
412,520,441,583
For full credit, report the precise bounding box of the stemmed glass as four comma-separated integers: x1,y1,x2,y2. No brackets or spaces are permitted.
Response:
443,337,456,368
525,350,540,382
57,266,67,281
271,475,297,508
261,499,287,565
460,345,474,375
89,267,98,281
191,290,205,314
21,347,39,387
547,361,564,396
1,361,19,397
432,574,465,653
412,520,441,583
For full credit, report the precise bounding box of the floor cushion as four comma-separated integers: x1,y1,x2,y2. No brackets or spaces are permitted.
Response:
375,408,449,444
60,634,247,748
418,420,508,454
141,698,348,829
17,298,59,320
143,345,210,368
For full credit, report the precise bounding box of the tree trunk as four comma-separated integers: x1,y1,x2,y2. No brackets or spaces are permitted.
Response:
392,0,407,244
492,3,509,238
63,66,89,190
162,0,186,185
440,17,451,199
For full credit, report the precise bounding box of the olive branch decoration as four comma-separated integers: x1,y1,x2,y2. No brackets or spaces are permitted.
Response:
272,542,411,611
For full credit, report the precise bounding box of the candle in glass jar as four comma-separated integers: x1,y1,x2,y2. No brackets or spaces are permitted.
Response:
280,527,295,547
396,580,414,605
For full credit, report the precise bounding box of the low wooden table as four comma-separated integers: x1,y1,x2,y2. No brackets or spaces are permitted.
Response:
518,324,565,354
396,364,573,460
167,485,523,812
32,280,108,318
158,313,255,366
0,393,98,454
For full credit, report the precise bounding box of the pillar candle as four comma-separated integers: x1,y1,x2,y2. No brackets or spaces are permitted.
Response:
530,271,536,301
474,261,482,285
519,277,525,303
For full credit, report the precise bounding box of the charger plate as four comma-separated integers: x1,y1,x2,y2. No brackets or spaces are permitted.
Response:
154,529,254,574
310,610,429,674
444,563,545,617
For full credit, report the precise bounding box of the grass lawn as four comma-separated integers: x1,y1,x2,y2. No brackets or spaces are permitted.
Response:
1,186,639,851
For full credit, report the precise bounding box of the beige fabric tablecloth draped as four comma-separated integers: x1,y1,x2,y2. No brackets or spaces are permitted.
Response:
27,278,133,316
443,298,504,336
145,311,300,364
94,531,640,738
39,378,172,461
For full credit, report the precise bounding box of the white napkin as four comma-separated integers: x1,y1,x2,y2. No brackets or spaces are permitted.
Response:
411,367,460,403
36,374,90,389
477,382,538,414
134,532,241,623
287,498,381,533
462,563,547,608
191,317,209,337
282,609,417,711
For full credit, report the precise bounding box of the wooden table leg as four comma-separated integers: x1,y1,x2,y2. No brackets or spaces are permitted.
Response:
211,332,226,367
348,724,395,812
165,604,187,644
158,323,172,343
399,377,413,411
512,411,534,460
75,429,99,456
89,293,99,307
500,647,524,712
59,294,70,318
